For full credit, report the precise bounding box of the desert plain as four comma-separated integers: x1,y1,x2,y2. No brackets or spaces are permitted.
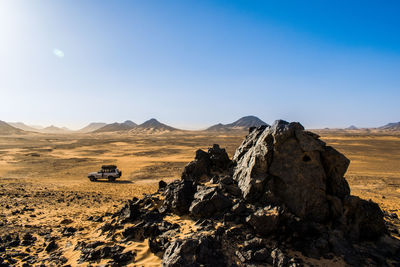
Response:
0,129,399,266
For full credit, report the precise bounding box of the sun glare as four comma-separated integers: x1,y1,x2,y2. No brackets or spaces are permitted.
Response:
53,48,64,58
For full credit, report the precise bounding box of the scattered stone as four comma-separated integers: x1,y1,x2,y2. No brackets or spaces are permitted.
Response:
21,233,36,246
61,227,77,237
93,216,103,223
45,240,57,253
60,218,74,224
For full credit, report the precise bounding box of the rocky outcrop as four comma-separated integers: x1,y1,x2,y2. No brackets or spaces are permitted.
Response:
85,120,398,266
233,120,350,223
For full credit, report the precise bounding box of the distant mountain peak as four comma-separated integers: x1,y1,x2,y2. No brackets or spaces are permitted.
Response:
346,125,358,130
94,120,138,133
140,118,163,127
0,120,25,134
7,122,40,132
41,125,71,133
137,118,175,130
227,116,269,128
123,120,137,126
78,122,107,133
379,121,400,130
207,116,269,131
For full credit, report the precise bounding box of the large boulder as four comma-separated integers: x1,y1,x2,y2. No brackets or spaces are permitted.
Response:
233,120,350,222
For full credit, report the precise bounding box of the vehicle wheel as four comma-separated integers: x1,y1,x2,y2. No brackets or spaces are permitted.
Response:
108,176,116,182
89,176,97,182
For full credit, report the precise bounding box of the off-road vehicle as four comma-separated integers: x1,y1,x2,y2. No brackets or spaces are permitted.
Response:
88,165,122,182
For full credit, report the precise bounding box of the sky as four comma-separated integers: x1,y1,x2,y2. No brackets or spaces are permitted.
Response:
0,0,399,130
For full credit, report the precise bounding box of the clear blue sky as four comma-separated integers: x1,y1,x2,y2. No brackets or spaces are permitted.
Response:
1,0,399,129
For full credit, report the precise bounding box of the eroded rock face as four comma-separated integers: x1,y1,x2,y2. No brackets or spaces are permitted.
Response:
233,120,350,222
321,146,351,198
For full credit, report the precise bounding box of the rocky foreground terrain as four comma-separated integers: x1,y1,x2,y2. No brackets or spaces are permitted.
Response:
1,120,400,266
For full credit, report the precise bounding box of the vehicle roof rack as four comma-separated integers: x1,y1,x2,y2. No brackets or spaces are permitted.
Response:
101,165,117,169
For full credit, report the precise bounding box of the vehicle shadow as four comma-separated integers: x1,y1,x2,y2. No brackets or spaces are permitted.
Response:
92,180,133,184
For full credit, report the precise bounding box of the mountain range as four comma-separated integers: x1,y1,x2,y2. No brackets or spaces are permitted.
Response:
3,117,400,135
93,119,176,133
8,122,72,134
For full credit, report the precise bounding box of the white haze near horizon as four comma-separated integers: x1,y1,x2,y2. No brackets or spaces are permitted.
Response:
1,1,400,130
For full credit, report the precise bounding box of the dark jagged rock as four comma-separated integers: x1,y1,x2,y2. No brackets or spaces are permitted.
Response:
189,186,232,218
122,221,160,241
45,240,57,253
162,180,196,215
246,206,281,236
21,233,36,246
234,120,331,221
208,144,231,172
117,198,141,223
232,120,378,228
79,244,127,263
112,251,135,265
270,248,290,266
181,144,231,183
159,180,168,190
162,235,226,267
181,149,211,182
220,183,241,197
61,227,77,237
149,230,178,254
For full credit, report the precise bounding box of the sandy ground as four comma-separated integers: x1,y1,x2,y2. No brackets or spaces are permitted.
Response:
0,130,399,266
